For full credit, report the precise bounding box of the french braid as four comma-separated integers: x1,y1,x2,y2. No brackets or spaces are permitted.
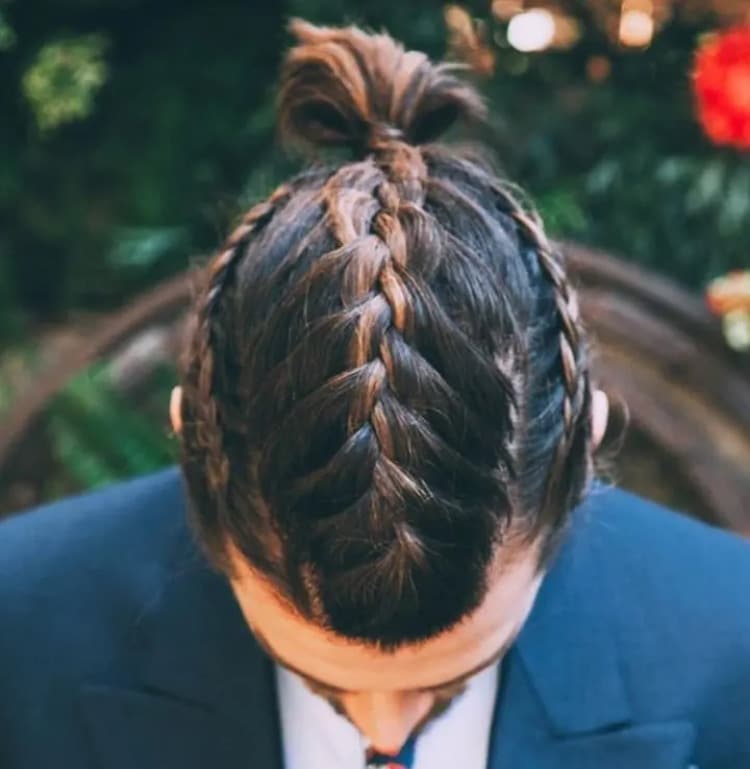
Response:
177,19,597,647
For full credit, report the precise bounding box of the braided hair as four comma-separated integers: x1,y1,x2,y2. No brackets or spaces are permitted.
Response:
177,19,593,649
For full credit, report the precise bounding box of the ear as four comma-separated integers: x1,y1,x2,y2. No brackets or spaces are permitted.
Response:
591,388,609,451
170,386,183,435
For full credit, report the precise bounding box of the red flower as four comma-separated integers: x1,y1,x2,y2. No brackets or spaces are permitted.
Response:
693,26,750,150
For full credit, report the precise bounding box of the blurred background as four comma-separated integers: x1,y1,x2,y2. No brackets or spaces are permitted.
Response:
1,1,748,529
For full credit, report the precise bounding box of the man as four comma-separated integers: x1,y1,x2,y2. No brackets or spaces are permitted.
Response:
2,19,750,768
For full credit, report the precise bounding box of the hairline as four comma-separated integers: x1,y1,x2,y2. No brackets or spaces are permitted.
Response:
249,622,520,695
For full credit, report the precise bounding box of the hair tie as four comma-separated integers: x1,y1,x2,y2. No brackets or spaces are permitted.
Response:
367,123,406,152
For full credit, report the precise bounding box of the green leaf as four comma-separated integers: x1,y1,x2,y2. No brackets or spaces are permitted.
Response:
654,157,694,185
49,362,175,482
48,411,118,490
586,160,620,195
718,168,750,236
537,187,587,235
685,160,726,213
0,10,17,52
22,34,109,133
107,226,189,269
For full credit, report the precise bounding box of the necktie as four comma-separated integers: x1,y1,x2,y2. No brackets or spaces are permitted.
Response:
365,736,416,769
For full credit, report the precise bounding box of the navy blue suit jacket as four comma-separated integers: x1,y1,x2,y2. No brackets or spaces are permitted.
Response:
1,467,749,769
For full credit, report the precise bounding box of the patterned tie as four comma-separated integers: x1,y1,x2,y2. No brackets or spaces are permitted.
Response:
365,736,416,769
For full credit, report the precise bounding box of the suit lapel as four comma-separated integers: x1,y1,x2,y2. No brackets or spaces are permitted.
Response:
487,641,695,769
488,492,696,769
80,525,284,769
80,685,261,769
490,710,695,769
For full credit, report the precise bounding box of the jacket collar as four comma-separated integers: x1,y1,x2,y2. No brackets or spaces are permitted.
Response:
514,493,631,735
488,488,695,768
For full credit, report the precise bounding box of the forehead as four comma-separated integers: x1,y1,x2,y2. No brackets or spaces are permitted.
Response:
229,545,543,692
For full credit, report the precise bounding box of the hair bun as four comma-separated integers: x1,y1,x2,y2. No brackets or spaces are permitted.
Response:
278,18,486,156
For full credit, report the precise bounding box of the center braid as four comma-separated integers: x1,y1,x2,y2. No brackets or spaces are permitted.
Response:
271,137,510,644
318,146,432,569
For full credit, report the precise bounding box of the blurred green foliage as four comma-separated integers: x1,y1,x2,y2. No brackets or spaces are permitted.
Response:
0,0,750,339
22,34,108,132
48,361,175,490
1,1,747,342
0,0,285,339
0,0,748,502
0,9,16,52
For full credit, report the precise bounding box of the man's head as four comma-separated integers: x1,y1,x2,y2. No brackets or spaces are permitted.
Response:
172,387,606,751
171,19,609,753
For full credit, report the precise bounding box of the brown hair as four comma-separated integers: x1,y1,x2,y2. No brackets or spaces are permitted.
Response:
177,19,593,649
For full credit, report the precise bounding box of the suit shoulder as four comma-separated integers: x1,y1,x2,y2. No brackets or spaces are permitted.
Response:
577,482,750,648
0,467,188,614
582,483,750,580
0,469,202,765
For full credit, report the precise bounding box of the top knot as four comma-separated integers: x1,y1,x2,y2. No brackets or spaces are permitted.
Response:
277,18,486,158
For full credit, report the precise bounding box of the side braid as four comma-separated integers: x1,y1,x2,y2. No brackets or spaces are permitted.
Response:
507,205,592,511
183,183,292,494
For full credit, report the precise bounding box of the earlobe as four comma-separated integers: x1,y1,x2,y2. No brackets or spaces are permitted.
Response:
170,386,183,435
591,389,609,451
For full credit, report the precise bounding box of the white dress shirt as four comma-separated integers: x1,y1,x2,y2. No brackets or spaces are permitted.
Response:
275,661,499,769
